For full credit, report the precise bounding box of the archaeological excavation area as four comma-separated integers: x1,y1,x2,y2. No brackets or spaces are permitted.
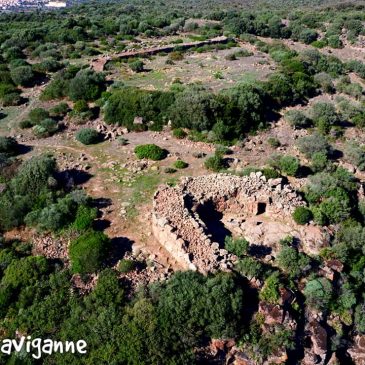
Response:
152,173,325,273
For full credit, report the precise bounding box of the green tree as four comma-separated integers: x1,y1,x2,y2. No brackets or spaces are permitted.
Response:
304,277,333,310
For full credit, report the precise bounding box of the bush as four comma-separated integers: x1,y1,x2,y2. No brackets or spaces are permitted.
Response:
327,35,343,49
311,152,329,173
32,119,59,138
259,272,281,304
164,167,177,174
69,230,109,274
344,142,365,171
169,51,184,61
204,154,225,172
267,137,280,148
311,102,339,133
10,66,34,86
284,110,311,129
0,136,18,155
28,108,50,124
134,144,166,160
293,206,313,225
276,246,310,278
314,72,335,93
172,128,187,139
73,100,89,113
49,102,68,117
75,128,101,145
129,60,144,73
269,154,299,176
224,236,249,257
72,205,97,231
278,156,299,176
68,69,105,101
235,257,264,280
174,160,188,169
297,133,330,158
19,120,33,129
118,259,136,273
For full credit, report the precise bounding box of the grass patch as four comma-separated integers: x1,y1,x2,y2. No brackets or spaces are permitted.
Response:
126,172,162,218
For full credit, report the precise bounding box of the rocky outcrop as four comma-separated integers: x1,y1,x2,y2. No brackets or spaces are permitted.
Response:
348,335,365,365
152,173,326,273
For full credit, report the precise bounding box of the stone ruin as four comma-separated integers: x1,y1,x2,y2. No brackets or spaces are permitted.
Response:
152,173,325,273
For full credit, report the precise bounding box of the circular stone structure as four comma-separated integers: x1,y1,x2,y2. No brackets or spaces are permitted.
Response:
152,173,325,273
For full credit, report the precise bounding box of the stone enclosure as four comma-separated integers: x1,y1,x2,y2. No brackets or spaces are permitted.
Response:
152,173,325,273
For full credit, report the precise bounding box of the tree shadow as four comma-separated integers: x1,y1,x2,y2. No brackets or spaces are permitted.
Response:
15,143,32,156
107,236,135,267
91,197,113,209
93,219,111,231
57,169,93,189
248,244,272,258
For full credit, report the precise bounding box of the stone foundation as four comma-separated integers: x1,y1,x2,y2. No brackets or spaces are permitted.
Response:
152,173,325,273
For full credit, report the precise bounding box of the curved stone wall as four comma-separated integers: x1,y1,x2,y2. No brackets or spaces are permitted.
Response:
152,173,324,273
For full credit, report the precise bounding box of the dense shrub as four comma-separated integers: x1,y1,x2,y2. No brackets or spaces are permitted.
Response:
204,154,225,172
75,128,101,145
0,136,18,155
49,102,68,117
284,109,311,129
297,133,330,158
68,69,105,101
118,259,136,273
28,108,49,124
173,160,188,169
224,236,249,257
344,142,365,171
172,128,187,139
10,65,34,86
33,119,59,138
72,205,97,231
69,230,109,274
134,144,166,160
293,206,313,225
310,102,339,134
276,245,310,278
269,154,299,176
129,60,144,72
304,277,333,310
